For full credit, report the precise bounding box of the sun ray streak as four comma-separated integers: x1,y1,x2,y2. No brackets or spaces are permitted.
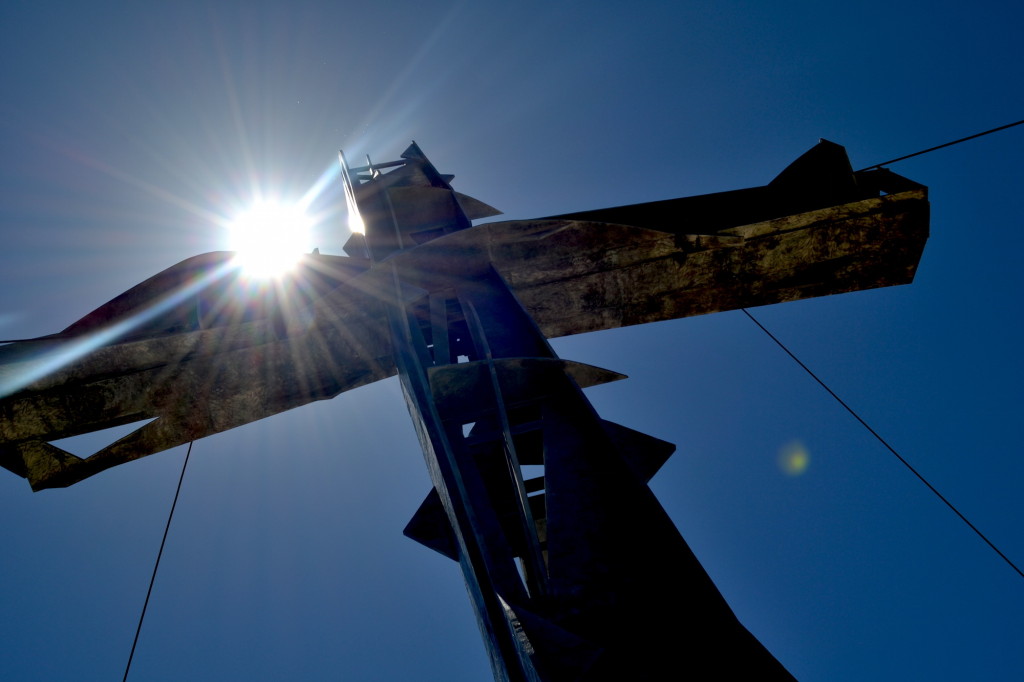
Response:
57,143,231,228
0,261,237,398
298,159,341,212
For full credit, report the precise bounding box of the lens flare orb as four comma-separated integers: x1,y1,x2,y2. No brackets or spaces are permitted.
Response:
778,440,810,476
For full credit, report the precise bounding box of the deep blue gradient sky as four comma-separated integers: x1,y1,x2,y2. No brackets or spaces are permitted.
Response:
1,2,1022,680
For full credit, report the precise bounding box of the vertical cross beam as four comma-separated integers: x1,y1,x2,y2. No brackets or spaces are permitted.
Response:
342,144,794,680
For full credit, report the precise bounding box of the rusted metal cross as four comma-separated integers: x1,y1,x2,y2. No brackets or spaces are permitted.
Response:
0,141,927,680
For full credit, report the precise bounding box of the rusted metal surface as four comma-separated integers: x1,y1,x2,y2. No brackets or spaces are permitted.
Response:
0,142,927,496
0,255,394,489
404,186,927,338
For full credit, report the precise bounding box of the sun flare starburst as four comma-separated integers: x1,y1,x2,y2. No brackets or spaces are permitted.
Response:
229,202,312,278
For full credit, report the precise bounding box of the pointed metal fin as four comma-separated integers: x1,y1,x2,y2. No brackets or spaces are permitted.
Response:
454,192,503,220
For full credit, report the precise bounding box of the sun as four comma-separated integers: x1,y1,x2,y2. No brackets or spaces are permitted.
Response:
228,201,312,277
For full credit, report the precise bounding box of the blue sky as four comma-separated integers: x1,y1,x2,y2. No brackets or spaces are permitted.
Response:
1,2,1022,680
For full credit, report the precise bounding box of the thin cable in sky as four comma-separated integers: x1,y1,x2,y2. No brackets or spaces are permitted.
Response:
857,119,1024,171
123,441,194,682
741,309,1023,580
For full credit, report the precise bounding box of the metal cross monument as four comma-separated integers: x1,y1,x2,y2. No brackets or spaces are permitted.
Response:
0,141,928,680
